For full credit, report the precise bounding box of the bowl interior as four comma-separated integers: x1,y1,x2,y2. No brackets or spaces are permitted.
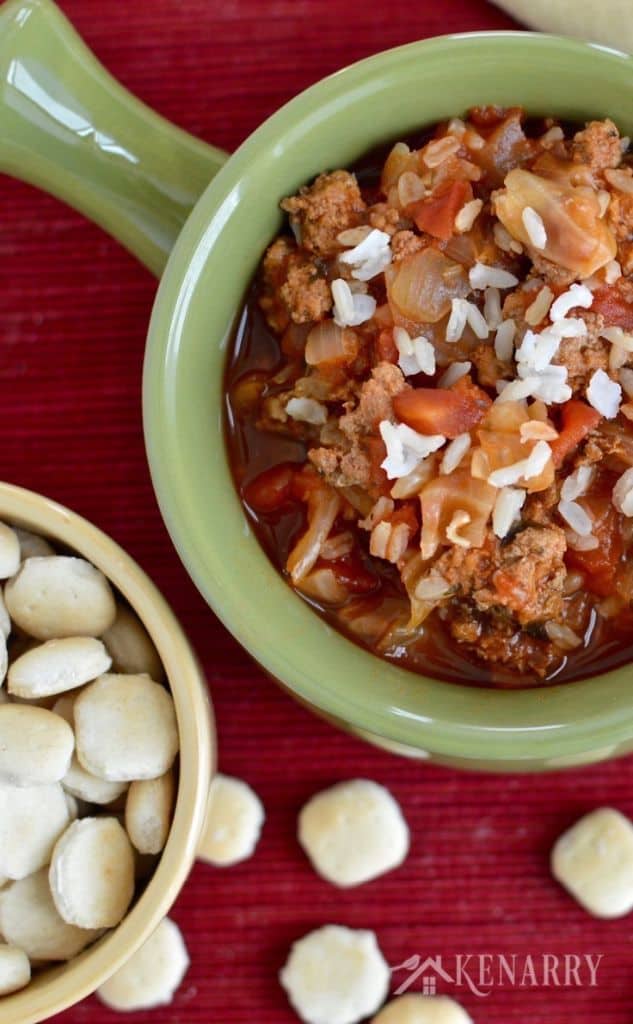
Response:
0,482,214,1023
144,32,633,769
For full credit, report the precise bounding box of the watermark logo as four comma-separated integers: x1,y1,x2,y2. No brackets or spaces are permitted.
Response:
391,953,604,999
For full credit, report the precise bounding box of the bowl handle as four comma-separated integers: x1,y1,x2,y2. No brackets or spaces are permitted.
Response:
0,0,228,276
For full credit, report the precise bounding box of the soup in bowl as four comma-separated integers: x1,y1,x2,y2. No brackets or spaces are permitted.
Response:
145,34,633,770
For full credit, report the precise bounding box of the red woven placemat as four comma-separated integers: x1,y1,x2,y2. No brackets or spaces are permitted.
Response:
2,1,632,1021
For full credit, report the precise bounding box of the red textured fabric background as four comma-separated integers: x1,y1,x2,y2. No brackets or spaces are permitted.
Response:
2,1,633,1021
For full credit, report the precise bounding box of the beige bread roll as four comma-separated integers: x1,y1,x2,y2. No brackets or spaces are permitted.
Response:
0,869,99,961
371,994,474,1023
0,944,31,995
8,637,112,699
49,817,135,929
5,557,116,640
97,918,189,1011
0,781,71,880
62,755,128,805
74,674,178,782
14,528,55,561
198,774,264,867
281,925,390,1024
0,524,20,580
125,770,175,855
298,779,409,887
101,604,164,681
0,705,74,786
552,807,633,917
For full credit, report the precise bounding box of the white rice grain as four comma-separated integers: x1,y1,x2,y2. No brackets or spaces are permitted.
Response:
440,433,472,475
525,285,554,326
612,467,633,517
413,336,436,376
438,361,471,388
549,283,593,322
483,287,502,330
515,327,560,373
465,301,489,339
285,398,328,426
540,125,564,145
469,261,519,290
521,206,547,249
558,499,593,536
586,368,622,419
566,529,599,551
545,621,582,651
495,377,537,403
494,319,516,361
610,344,629,372
454,198,483,233
601,326,633,351
379,421,446,479
547,318,587,339
620,367,633,398
561,465,595,502
522,440,552,480
446,298,469,343
493,222,523,255
492,487,526,538
339,229,392,282
423,135,461,168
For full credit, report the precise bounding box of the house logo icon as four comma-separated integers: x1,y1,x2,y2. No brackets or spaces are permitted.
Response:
393,955,456,997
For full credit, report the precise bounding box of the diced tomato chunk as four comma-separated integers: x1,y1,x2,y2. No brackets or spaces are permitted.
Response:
591,283,633,329
290,464,327,503
390,500,420,538
566,492,623,597
393,375,491,439
375,328,398,364
412,180,473,241
319,550,378,595
243,463,296,513
550,400,602,467
365,436,392,497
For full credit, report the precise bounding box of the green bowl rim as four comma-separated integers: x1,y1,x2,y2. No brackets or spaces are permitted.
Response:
143,30,633,766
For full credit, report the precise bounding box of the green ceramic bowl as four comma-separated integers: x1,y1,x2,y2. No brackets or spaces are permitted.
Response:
2,0,633,770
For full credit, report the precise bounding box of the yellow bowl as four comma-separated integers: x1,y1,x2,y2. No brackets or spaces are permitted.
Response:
0,481,215,1024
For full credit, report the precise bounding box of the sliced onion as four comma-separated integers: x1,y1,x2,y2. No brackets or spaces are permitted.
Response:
390,456,437,499
419,468,496,559
386,248,468,325
544,621,583,651
397,171,426,208
296,568,347,604
381,142,418,191
287,488,341,582
305,321,357,366
494,168,616,277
